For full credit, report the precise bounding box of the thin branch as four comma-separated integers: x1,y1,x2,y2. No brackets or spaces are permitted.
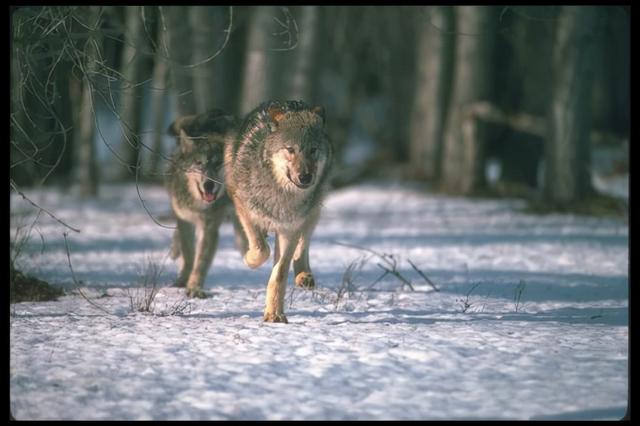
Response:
376,263,415,291
270,6,299,51
157,6,233,68
182,6,233,69
10,179,81,233
407,258,439,292
134,153,176,229
63,232,116,316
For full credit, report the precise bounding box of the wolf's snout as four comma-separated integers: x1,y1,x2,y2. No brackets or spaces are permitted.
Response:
298,173,313,185
204,180,215,193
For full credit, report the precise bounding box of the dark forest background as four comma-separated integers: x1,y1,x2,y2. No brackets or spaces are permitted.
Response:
10,6,629,210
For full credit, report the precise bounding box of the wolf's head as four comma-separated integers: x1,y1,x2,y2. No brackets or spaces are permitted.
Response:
169,110,236,205
263,104,331,191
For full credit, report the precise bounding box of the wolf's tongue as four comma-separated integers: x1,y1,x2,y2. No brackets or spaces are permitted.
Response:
204,192,216,202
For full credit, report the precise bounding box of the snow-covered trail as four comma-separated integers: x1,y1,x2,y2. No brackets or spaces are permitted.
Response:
10,182,629,420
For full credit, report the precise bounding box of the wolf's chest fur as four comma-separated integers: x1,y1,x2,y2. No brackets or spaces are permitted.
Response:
244,174,322,232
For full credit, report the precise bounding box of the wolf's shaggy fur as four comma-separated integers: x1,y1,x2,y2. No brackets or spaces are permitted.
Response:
225,100,333,322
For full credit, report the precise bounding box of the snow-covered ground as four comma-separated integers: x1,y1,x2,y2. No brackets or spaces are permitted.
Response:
10,181,629,420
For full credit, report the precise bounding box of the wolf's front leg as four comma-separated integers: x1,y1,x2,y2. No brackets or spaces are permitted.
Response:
185,217,220,298
175,219,195,287
232,210,249,256
293,209,320,289
232,195,269,269
264,231,299,323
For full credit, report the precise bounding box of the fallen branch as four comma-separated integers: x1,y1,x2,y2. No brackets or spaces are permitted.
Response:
333,240,415,292
376,263,414,291
407,258,439,292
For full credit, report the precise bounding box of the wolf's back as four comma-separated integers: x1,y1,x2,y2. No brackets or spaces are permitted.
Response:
230,100,319,162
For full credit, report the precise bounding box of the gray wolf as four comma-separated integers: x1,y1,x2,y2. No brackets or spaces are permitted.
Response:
166,108,239,298
225,100,333,322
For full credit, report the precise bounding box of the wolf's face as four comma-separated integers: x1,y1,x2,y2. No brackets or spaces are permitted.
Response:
183,139,224,204
178,134,226,205
265,107,331,191
169,110,236,207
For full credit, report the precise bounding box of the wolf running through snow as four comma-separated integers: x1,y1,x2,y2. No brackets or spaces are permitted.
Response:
225,100,333,323
165,109,241,298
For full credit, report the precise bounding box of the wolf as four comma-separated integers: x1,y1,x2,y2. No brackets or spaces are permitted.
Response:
225,100,333,323
166,108,239,298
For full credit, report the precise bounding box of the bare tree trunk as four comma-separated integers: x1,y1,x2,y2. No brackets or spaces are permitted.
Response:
409,6,455,181
189,6,230,113
286,6,319,102
544,6,599,204
162,6,196,116
442,6,495,194
240,6,281,115
10,18,36,185
120,6,148,179
52,61,75,186
72,6,102,197
147,26,169,180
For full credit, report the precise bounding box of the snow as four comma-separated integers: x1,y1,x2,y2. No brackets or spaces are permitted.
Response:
10,181,628,420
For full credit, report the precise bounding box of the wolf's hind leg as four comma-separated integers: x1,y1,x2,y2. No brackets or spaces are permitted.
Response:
293,210,320,289
185,216,220,298
293,242,314,289
175,219,195,287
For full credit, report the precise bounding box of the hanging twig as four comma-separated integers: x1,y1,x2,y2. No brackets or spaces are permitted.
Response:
11,179,81,233
63,232,116,316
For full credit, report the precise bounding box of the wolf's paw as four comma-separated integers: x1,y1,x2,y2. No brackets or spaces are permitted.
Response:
185,287,208,299
244,246,270,269
263,311,288,323
295,272,315,289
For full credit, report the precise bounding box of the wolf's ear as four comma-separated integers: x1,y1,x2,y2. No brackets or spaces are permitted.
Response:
267,105,286,128
167,121,179,137
312,106,325,126
168,115,197,139
178,130,195,154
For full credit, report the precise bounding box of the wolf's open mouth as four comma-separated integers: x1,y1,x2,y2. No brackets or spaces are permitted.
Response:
199,180,218,203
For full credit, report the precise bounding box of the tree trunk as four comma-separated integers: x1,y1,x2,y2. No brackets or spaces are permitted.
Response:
147,24,169,181
119,6,148,179
189,6,230,113
409,6,455,181
544,6,599,204
240,6,281,115
286,6,320,103
51,61,75,186
162,6,196,116
72,6,102,197
10,16,36,186
441,6,496,194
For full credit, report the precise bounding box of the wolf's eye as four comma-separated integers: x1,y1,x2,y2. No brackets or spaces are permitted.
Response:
285,147,295,154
